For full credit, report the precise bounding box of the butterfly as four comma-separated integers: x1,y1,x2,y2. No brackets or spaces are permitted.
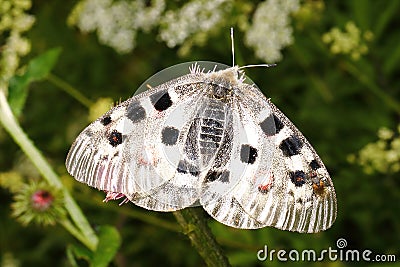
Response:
65,61,337,233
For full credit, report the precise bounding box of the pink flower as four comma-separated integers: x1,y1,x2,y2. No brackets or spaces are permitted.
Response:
31,190,54,211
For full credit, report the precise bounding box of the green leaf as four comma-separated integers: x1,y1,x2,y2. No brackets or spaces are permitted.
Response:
90,225,121,267
7,76,30,117
66,244,93,267
25,47,62,80
374,1,400,40
7,47,62,116
383,36,400,75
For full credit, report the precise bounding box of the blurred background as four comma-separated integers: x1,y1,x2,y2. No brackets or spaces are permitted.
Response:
0,0,399,266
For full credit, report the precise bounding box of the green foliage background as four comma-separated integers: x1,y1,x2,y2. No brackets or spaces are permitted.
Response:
1,0,399,266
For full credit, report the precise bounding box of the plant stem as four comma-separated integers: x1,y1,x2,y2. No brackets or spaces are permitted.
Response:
343,61,400,114
0,89,98,251
77,194,181,233
60,219,95,250
173,208,231,267
46,74,93,108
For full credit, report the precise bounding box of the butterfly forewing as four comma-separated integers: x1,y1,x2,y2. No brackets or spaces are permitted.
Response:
66,106,132,194
67,74,208,208
230,95,336,232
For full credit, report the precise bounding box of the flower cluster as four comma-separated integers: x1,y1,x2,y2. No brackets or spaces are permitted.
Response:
69,0,233,56
11,181,66,226
68,0,304,62
133,0,166,32
293,0,324,30
348,126,400,174
159,0,232,48
0,0,35,88
68,0,165,54
244,0,300,63
322,21,373,60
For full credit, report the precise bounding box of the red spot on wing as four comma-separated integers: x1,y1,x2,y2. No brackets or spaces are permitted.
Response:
258,174,274,194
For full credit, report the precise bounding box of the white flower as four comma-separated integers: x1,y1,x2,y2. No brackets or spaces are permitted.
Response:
133,0,165,32
245,0,300,63
0,0,34,83
12,13,35,32
69,0,165,54
159,0,232,48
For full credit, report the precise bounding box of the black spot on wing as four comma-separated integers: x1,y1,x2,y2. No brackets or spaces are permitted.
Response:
127,101,146,123
279,136,303,157
161,126,179,146
273,115,284,133
101,116,112,126
259,114,284,136
150,90,172,111
177,160,200,177
309,159,321,170
84,129,94,137
290,170,306,187
205,170,230,183
240,144,258,164
108,130,123,147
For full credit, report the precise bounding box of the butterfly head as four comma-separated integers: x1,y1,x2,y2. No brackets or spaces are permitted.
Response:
206,66,245,102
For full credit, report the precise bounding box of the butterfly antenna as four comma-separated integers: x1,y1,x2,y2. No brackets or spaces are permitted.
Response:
238,64,277,70
230,27,276,70
230,27,235,67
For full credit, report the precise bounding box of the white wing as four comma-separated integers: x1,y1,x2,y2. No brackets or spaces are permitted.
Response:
237,98,337,232
202,81,337,232
66,74,210,211
66,63,336,233
200,92,277,228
